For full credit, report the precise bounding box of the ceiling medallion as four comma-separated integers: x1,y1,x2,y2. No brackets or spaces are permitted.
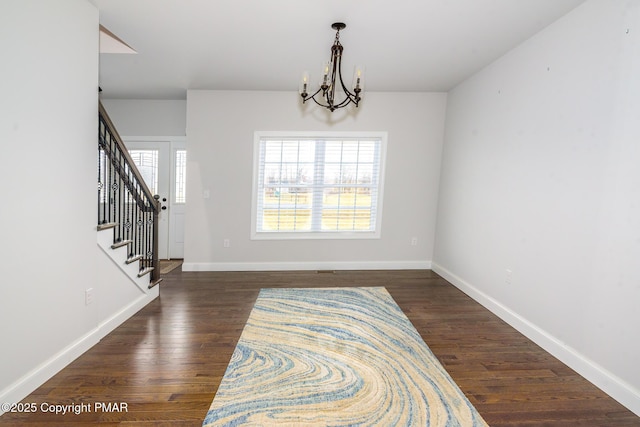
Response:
299,23,364,112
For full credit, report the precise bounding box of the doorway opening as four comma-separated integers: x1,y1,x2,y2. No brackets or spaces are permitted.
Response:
126,137,186,261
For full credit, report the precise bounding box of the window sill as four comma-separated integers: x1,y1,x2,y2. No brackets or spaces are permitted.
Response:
251,231,381,240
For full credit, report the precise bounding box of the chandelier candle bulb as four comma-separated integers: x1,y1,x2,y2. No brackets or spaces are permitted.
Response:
321,62,331,87
299,71,309,96
353,66,364,91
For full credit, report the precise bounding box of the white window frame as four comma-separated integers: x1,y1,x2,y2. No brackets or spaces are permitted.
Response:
251,131,387,240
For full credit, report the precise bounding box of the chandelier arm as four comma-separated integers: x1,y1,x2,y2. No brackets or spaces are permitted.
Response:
303,86,324,103
333,63,358,108
328,43,343,105
305,88,335,109
332,95,355,109
310,95,332,109
337,65,357,99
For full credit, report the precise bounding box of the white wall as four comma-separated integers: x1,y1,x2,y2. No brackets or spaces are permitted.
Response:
100,99,186,136
184,91,446,270
0,0,99,407
96,230,159,336
433,0,640,415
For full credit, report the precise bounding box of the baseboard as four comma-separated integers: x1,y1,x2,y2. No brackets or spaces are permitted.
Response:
182,260,431,272
431,262,640,417
0,328,101,415
0,281,159,417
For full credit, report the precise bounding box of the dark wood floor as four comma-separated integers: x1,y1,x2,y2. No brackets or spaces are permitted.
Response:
1,270,638,426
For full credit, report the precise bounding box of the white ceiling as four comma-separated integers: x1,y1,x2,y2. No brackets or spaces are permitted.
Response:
91,0,586,100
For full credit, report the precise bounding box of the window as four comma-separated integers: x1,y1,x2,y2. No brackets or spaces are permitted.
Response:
128,149,159,195
252,132,386,239
175,149,187,203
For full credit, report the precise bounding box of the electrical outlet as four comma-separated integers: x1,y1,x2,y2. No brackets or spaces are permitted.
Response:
411,237,418,246
85,288,94,305
505,269,513,285
223,238,230,248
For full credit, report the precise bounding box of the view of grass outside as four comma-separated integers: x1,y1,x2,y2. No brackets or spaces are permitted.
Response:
262,189,373,231
254,135,384,236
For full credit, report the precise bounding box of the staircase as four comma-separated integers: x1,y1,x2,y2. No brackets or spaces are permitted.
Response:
97,102,162,290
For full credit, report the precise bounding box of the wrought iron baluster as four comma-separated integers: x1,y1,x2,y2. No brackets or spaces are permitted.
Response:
147,209,153,270
98,148,103,225
111,149,118,241
119,148,125,244
135,182,141,261
115,148,122,243
107,136,113,225
143,209,149,271
126,174,131,247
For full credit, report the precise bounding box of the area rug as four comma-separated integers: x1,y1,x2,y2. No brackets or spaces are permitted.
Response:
203,287,488,426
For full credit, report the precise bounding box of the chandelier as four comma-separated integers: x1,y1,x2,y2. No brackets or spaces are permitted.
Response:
299,23,364,112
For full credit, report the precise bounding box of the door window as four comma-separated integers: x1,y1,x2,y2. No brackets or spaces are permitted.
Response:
128,150,159,195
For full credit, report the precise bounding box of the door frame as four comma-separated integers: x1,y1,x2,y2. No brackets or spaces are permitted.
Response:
123,136,187,260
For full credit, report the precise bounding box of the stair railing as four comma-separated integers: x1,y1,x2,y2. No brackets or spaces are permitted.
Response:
97,102,160,285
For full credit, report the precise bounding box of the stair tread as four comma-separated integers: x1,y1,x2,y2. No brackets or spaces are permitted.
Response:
148,277,163,289
126,254,143,264
97,222,117,231
137,267,154,278
111,239,133,249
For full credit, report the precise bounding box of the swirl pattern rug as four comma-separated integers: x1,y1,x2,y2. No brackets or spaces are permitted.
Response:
203,287,488,426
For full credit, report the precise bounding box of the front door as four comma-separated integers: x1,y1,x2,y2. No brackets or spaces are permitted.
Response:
127,138,186,260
